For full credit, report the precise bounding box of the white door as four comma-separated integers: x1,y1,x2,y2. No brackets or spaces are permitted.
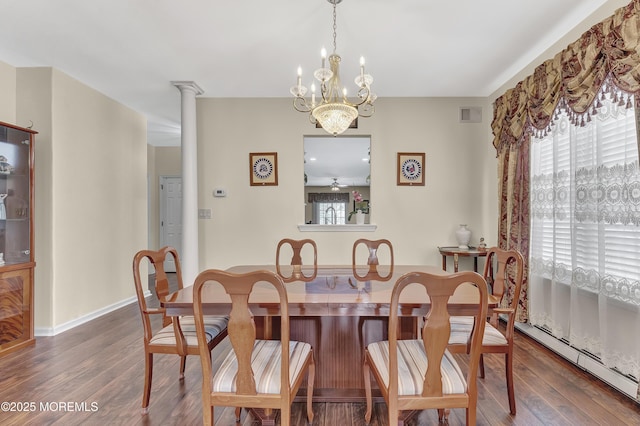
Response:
160,176,182,272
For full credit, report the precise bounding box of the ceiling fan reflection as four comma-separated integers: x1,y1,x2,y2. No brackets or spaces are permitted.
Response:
330,178,349,192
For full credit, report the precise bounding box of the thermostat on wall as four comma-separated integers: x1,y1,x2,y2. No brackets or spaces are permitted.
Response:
213,188,226,197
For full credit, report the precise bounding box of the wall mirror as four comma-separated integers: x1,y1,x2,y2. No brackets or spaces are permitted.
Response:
304,135,371,225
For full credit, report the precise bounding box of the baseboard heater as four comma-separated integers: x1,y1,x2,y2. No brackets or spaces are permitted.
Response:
514,321,639,402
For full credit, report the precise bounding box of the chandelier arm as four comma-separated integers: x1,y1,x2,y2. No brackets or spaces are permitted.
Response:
293,97,312,113
347,85,372,107
358,103,375,118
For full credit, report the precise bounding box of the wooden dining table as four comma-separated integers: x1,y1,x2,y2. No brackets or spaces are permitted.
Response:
162,264,497,403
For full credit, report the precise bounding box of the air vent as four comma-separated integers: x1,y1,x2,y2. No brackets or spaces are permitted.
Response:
459,107,482,123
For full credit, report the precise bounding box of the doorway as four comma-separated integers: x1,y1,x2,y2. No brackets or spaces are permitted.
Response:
159,176,182,272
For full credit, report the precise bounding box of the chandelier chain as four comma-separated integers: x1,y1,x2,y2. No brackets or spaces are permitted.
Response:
332,1,337,54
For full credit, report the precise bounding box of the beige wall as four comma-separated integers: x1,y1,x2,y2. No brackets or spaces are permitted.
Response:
196,97,489,269
0,62,16,123
7,65,148,331
16,67,54,328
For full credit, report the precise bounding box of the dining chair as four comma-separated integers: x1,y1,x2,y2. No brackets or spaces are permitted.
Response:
132,246,229,415
352,238,394,281
276,238,318,282
448,246,524,415
363,270,488,425
192,269,315,426
353,238,395,349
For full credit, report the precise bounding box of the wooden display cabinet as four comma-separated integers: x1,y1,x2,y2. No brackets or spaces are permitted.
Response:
0,121,36,356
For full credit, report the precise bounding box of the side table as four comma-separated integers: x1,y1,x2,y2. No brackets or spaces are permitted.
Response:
438,246,487,272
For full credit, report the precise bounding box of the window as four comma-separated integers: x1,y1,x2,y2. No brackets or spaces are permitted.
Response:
316,202,347,225
529,89,640,379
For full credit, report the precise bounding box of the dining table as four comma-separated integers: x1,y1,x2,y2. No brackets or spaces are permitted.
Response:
161,264,497,404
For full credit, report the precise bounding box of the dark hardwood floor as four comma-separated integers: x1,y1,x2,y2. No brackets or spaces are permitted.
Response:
0,276,638,425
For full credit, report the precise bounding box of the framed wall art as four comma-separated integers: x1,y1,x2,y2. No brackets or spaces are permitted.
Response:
397,152,425,186
353,199,370,214
249,152,278,186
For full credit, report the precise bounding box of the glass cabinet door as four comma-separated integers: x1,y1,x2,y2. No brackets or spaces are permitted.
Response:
0,126,32,266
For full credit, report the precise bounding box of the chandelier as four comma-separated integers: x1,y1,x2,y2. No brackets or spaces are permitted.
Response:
290,0,376,136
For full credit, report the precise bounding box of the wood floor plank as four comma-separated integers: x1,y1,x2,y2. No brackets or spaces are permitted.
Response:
514,334,640,425
0,279,638,426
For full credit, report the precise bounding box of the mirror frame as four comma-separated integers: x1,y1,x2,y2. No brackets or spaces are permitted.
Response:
300,135,376,231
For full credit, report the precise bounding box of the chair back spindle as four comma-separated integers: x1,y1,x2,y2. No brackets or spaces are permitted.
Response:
276,238,318,282
352,238,394,281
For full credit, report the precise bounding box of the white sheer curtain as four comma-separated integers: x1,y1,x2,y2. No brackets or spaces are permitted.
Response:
529,89,640,379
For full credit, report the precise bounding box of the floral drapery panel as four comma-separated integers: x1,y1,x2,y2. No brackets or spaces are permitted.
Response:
497,140,530,323
491,0,640,323
492,0,640,151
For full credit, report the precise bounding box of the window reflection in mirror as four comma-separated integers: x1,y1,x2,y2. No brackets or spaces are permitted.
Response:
304,135,371,224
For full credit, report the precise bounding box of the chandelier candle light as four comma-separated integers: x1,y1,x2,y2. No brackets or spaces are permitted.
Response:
291,0,376,136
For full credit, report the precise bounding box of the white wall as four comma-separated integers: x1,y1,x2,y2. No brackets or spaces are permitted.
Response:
196,97,490,270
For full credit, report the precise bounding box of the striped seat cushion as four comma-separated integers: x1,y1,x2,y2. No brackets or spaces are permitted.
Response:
149,315,228,347
212,340,312,394
449,316,507,346
366,340,466,396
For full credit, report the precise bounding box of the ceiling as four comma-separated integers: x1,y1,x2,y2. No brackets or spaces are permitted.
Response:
304,136,370,187
0,0,609,147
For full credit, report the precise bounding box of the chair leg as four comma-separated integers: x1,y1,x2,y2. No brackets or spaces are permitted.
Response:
179,355,187,380
358,317,366,351
467,399,477,426
142,352,153,415
281,404,291,426
388,400,398,426
202,402,213,426
479,353,485,378
506,351,516,414
306,356,315,424
235,407,241,423
363,356,373,424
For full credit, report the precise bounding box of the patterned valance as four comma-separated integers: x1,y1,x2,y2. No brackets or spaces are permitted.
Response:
307,192,349,203
492,0,640,153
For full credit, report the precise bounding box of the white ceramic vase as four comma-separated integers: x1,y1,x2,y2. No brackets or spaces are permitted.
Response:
456,224,471,249
0,193,6,220
355,210,365,225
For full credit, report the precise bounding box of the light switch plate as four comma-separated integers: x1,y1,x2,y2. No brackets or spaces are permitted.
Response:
198,209,212,219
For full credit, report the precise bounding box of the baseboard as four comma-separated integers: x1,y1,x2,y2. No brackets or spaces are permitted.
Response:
34,290,151,337
515,321,638,400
